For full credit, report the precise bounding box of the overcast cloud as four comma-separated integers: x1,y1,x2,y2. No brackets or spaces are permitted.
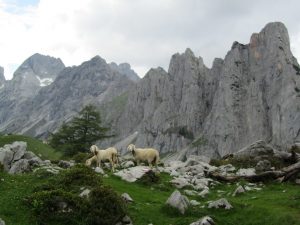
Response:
0,0,300,79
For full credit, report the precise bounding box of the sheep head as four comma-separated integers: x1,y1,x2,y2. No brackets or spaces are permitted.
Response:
127,144,136,152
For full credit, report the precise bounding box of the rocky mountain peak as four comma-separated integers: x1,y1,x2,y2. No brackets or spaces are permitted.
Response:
168,48,205,77
14,53,65,80
109,62,140,82
250,22,290,52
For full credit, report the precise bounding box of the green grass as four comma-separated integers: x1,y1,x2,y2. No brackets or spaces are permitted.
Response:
103,173,300,225
1,169,300,225
0,135,62,161
0,172,47,225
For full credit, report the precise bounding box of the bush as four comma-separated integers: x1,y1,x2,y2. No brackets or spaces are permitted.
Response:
72,152,91,163
86,186,127,225
137,170,160,185
25,165,127,225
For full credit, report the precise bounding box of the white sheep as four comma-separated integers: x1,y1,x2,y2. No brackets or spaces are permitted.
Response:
87,145,119,172
127,144,160,168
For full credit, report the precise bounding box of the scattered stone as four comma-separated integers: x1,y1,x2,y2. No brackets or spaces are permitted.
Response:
199,188,210,198
58,160,75,168
185,155,211,166
94,167,105,175
184,190,198,196
121,160,135,168
208,198,233,209
79,188,91,198
190,216,215,225
170,170,180,177
236,168,256,176
190,200,201,206
165,190,190,214
170,177,191,189
114,166,150,182
233,185,245,196
295,179,300,185
0,218,5,225
122,215,133,224
121,193,134,203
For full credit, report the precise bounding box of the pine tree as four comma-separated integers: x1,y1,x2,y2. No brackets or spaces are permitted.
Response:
49,105,110,156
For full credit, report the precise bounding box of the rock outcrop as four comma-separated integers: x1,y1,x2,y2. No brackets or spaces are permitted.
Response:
0,141,44,174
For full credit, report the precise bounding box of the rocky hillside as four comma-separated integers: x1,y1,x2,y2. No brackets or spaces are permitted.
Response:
114,22,300,157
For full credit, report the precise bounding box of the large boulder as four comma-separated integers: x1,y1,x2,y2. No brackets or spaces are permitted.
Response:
233,140,274,160
114,166,150,182
9,159,30,174
165,190,190,214
9,141,27,161
0,147,14,170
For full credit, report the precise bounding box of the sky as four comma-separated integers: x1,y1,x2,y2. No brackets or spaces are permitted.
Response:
0,0,300,80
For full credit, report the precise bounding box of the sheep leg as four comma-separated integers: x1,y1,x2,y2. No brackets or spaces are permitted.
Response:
109,159,115,172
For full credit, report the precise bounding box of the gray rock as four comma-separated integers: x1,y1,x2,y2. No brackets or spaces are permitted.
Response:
0,218,5,225
165,190,190,214
190,199,201,206
121,160,135,168
198,188,210,198
58,160,74,168
114,166,150,182
255,160,271,172
184,190,198,196
94,167,105,175
9,159,30,174
121,193,134,203
233,185,245,196
236,168,256,176
23,151,37,159
170,177,190,189
190,216,215,225
208,198,233,209
9,141,27,161
0,147,14,171
79,188,91,198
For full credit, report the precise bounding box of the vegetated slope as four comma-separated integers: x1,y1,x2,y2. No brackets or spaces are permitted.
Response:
0,169,299,225
0,135,62,160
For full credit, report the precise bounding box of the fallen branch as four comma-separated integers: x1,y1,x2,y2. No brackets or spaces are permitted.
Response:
209,161,300,183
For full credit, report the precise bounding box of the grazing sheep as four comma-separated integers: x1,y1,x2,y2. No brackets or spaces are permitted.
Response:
87,145,118,172
127,144,160,168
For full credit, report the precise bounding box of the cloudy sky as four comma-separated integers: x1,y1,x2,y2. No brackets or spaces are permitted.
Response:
0,0,300,79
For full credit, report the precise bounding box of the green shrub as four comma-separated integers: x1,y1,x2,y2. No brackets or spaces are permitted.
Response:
86,186,127,225
0,163,4,172
57,165,102,189
72,152,91,163
137,170,160,185
25,165,126,225
25,189,86,224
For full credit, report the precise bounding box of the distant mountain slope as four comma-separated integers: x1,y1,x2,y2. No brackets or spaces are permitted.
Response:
0,55,136,138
